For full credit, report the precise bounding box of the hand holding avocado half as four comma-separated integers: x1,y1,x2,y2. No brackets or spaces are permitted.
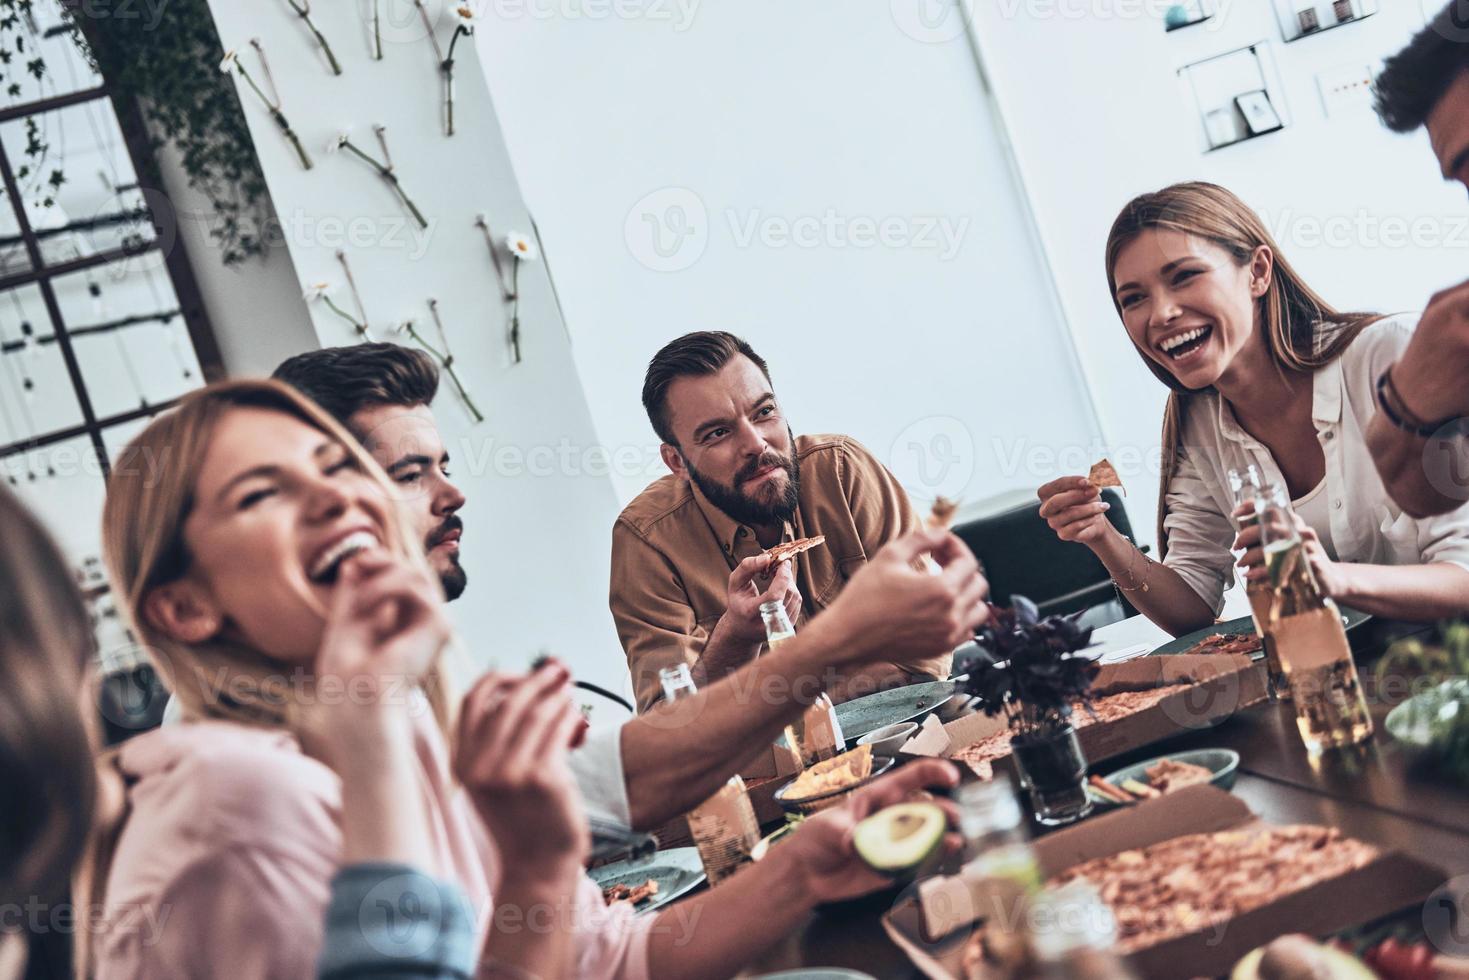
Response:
777,759,962,906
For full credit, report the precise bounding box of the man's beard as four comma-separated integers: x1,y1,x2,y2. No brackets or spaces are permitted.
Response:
687,440,801,528
426,515,468,601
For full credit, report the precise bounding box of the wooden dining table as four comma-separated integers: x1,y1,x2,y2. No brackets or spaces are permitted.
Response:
742,611,1469,979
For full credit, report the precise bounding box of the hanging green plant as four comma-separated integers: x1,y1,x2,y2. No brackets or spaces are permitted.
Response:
0,1,67,209
6,0,274,266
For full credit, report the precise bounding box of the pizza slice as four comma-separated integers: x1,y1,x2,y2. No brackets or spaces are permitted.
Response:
1088,458,1125,495
763,535,826,565
927,496,959,530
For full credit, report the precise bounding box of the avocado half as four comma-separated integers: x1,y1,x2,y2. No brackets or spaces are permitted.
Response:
1230,936,1376,980
853,802,947,878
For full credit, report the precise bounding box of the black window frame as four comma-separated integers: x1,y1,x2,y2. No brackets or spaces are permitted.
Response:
0,82,224,478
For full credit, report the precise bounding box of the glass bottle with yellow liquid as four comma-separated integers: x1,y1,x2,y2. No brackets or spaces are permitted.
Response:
1256,486,1373,754
760,599,845,767
1228,465,1286,699
660,664,761,885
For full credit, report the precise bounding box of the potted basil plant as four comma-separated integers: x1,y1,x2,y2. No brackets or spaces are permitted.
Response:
962,596,1101,825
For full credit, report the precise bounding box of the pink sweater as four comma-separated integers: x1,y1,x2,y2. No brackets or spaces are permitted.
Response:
95,715,654,979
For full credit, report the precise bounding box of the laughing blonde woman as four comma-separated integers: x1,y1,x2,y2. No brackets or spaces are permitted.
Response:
85,379,960,979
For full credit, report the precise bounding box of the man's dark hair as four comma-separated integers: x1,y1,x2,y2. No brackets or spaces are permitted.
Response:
273,343,439,435
641,331,771,446
1375,3,1469,133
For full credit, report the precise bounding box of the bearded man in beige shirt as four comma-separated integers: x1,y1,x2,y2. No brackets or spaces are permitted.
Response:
612,331,954,711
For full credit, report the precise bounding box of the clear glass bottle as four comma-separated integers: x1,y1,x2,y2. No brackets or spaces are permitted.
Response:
1256,485,1373,753
1228,466,1286,700
957,779,1044,894
660,664,761,885
760,599,845,767
1021,881,1138,979
957,780,1044,973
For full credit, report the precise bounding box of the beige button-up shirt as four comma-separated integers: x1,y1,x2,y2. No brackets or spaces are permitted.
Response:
1164,314,1469,615
611,433,952,711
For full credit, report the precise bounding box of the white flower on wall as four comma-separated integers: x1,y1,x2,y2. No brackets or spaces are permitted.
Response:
414,0,478,136
477,217,539,365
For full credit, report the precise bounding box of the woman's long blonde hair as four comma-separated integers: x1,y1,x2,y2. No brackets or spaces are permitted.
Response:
1103,182,1382,557
77,379,453,976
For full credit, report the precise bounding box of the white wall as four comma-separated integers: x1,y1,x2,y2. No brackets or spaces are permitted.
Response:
475,1,1103,520
205,0,628,694
153,141,320,378
968,0,1468,543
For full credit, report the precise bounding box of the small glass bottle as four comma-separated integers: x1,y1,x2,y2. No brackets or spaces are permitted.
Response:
660,664,761,885
1256,486,1373,753
760,599,845,767
1021,881,1138,979
957,780,1044,973
1228,466,1286,700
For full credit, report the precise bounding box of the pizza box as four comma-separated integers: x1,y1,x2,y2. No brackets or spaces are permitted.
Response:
900,653,1268,772
882,785,1444,979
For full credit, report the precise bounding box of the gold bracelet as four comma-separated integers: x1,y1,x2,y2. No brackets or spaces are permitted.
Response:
1114,547,1151,593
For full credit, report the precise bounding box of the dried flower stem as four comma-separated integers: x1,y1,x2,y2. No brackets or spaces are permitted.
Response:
402,301,484,422
338,128,429,229
333,250,373,339
283,0,342,75
475,216,524,364
443,25,472,136
507,260,522,364
475,215,512,299
321,295,372,339
233,44,313,170
371,0,384,59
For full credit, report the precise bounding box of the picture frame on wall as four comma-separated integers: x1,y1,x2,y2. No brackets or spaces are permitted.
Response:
1273,0,1377,42
1235,90,1284,136
1179,43,1290,152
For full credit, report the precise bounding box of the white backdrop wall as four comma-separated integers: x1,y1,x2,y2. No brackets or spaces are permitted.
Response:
205,0,628,693
474,1,1105,521
966,0,1469,544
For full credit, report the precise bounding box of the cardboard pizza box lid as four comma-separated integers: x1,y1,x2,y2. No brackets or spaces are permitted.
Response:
899,654,1268,770
883,786,1445,979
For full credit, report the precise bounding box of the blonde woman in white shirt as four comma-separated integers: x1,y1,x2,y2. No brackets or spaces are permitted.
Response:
1037,182,1469,635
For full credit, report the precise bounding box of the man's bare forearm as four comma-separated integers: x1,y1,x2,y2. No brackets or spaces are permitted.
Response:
1334,561,1469,622
689,613,764,688
621,613,849,831
823,662,914,705
1367,413,1463,519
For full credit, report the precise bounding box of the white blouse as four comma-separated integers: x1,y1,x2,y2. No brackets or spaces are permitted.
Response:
1162,314,1469,614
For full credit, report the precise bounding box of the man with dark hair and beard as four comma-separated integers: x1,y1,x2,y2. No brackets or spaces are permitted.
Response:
271,340,988,834
614,331,952,711
274,344,468,599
